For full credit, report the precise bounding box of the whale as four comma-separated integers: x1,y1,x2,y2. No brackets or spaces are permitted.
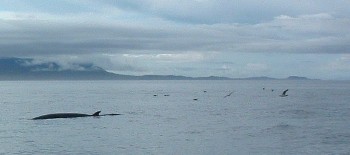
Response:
32,111,121,120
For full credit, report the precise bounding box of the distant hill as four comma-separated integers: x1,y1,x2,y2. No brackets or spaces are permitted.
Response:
233,76,277,80
0,58,313,80
285,76,310,80
0,58,231,80
0,58,128,80
233,76,311,80
234,76,311,80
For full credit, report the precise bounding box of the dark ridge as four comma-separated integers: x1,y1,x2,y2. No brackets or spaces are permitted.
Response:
286,76,309,80
0,57,314,81
233,76,277,80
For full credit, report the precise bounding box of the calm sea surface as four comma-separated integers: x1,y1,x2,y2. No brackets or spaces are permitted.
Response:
1,80,350,154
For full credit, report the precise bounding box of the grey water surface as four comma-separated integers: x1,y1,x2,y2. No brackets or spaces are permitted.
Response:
1,80,349,154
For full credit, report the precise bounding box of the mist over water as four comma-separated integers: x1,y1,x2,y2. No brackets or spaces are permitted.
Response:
1,80,350,154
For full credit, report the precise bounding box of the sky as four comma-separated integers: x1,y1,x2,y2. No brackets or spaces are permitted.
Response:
1,0,350,80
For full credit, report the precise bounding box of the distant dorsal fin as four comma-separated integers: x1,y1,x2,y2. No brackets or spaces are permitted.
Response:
92,111,101,116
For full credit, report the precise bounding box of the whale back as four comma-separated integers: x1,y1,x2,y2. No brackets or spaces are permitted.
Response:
32,113,90,120
32,111,121,120
33,111,101,120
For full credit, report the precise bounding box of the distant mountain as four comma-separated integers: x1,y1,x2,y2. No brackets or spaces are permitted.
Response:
0,58,232,80
0,57,104,73
285,76,310,80
0,58,313,80
0,58,126,80
134,75,231,80
233,76,277,80
233,76,311,80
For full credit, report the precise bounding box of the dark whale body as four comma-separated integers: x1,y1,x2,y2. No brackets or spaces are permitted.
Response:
32,111,120,120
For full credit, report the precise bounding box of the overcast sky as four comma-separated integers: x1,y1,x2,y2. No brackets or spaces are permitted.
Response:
1,0,350,79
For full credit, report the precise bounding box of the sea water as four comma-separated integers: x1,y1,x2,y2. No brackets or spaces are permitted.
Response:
0,80,349,154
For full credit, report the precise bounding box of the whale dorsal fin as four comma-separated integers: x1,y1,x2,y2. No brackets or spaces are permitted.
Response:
92,111,101,116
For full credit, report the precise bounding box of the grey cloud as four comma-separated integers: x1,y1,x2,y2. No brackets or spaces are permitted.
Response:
1,11,350,59
111,0,350,24
0,16,231,57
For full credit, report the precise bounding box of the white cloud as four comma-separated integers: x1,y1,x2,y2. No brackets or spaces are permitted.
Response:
109,0,350,24
326,55,350,71
122,52,205,63
245,63,268,72
233,13,350,53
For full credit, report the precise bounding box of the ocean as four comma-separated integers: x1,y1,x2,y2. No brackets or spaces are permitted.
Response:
1,80,350,154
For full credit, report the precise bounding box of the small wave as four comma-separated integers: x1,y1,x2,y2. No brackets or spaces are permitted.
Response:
126,111,145,115
260,123,299,135
272,123,297,130
322,133,350,145
178,130,203,135
279,109,315,119
165,117,177,121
